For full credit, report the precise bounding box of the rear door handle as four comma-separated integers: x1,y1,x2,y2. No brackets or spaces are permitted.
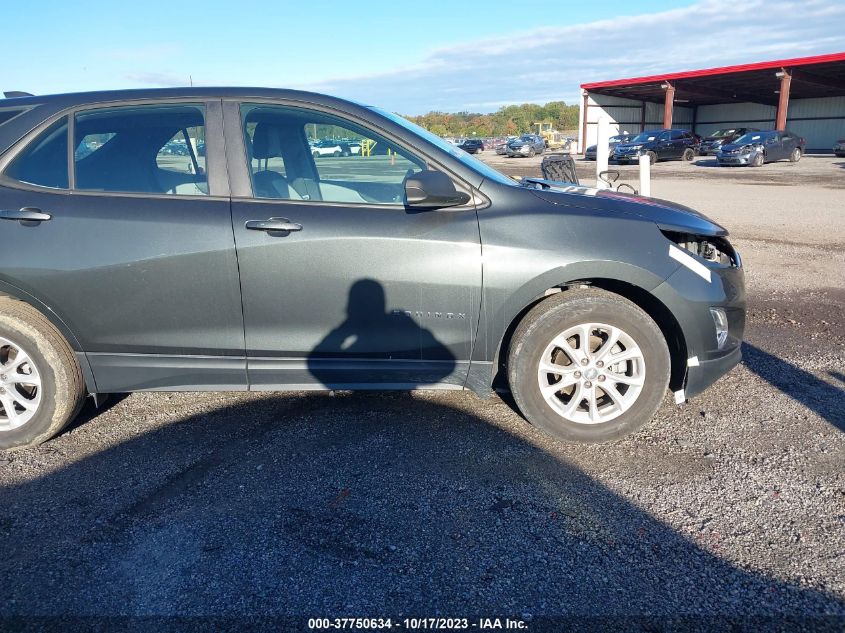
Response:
245,217,302,232
0,207,52,224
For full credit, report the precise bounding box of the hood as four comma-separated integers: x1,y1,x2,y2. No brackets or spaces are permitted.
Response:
616,139,654,149
522,179,728,237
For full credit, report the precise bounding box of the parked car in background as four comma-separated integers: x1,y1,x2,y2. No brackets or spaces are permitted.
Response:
834,139,845,157
311,140,344,158
0,87,745,449
494,139,508,155
506,134,545,157
584,133,635,161
458,138,484,154
613,129,698,164
698,128,758,155
716,130,805,167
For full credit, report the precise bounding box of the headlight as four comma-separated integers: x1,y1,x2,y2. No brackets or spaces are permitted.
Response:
662,231,741,268
628,145,642,150
710,307,729,349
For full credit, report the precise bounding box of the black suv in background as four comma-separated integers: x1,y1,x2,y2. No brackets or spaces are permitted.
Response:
698,128,758,155
613,129,698,164
458,138,484,154
584,133,635,161
716,130,805,166
0,88,745,450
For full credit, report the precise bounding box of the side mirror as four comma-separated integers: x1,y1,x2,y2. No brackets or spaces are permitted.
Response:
405,170,471,209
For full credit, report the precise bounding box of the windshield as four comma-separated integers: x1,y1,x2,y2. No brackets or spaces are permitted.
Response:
630,132,657,143
734,132,768,145
371,107,516,186
519,135,534,141
609,135,628,143
710,129,737,138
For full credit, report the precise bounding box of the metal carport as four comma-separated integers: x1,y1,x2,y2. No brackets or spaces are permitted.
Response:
579,52,845,152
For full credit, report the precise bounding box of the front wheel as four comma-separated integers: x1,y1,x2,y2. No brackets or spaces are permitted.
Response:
0,299,85,450
752,153,764,167
789,148,801,162
507,289,670,443
528,147,536,157
646,151,657,165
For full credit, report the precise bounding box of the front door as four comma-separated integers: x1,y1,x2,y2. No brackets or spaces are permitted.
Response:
225,102,482,389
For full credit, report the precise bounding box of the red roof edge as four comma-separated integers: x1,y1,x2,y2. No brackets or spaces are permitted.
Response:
580,51,845,90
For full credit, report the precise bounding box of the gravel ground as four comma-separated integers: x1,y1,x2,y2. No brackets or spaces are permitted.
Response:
0,153,843,630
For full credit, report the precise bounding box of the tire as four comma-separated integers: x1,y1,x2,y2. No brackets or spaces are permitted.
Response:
0,299,85,450
529,147,536,157
682,148,695,162
646,151,657,165
752,153,764,167
333,150,341,157
312,151,320,159
507,288,670,443
789,148,801,162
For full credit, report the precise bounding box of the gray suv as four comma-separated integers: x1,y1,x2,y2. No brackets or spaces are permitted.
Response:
0,88,745,450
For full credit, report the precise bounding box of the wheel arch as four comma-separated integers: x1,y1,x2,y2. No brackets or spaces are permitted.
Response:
0,281,97,394
491,274,688,394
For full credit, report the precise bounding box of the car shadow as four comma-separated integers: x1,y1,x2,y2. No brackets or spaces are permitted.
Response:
742,342,845,431
1,392,843,625
2,320,845,626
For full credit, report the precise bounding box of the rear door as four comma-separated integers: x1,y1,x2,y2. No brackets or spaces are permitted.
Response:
224,101,482,390
0,100,247,392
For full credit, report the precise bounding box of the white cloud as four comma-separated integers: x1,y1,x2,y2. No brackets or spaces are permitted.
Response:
299,0,845,114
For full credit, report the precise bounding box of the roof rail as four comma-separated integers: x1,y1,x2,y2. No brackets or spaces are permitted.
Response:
3,91,34,98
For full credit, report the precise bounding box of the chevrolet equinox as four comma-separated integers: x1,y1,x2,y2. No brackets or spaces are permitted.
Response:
0,88,745,449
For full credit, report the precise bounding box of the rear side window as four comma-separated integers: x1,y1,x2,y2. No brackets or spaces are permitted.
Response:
3,117,69,189
74,104,208,196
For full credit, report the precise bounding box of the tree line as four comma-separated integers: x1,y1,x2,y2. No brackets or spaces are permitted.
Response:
405,101,580,138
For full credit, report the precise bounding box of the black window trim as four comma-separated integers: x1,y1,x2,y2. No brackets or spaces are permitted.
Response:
224,98,484,211
0,97,229,200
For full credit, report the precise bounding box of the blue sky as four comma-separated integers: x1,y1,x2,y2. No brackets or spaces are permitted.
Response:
5,0,844,114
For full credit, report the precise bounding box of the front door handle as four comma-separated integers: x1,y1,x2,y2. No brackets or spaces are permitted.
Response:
245,217,302,232
0,207,52,224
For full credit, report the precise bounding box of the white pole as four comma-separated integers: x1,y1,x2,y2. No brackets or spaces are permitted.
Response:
596,116,610,189
638,153,651,197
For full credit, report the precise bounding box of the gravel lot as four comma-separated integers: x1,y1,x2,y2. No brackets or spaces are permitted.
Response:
1,151,843,630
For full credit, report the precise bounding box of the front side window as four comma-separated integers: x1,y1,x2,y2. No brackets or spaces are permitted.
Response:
4,117,69,189
74,104,207,195
241,104,424,205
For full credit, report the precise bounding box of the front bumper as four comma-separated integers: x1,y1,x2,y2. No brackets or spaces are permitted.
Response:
652,257,746,399
614,150,644,162
717,151,757,165
507,147,533,156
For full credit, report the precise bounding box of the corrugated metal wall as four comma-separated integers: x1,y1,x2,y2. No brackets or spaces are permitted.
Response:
581,92,845,151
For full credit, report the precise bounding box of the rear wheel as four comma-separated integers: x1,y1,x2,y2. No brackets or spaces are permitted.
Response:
789,148,801,162
682,148,695,162
0,300,85,450
507,289,670,443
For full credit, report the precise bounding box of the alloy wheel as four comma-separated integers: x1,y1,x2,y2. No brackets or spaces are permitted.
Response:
0,336,42,431
537,322,645,424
